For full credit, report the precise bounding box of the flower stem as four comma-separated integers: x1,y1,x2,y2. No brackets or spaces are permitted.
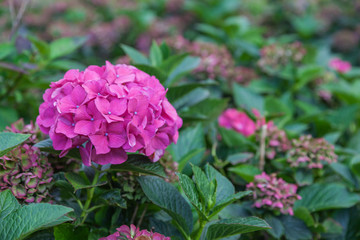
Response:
80,169,100,224
193,219,207,240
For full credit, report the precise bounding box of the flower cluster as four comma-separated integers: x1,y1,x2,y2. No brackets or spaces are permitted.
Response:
218,109,256,137
166,36,256,84
287,135,337,169
257,42,306,73
0,120,53,203
261,122,291,160
36,62,182,166
246,172,301,215
328,58,352,73
160,152,179,183
100,224,170,240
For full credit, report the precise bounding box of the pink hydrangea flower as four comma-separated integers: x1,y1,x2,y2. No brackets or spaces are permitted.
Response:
246,172,301,215
37,62,182,166
99,224,170,240
329,58,351,73
218,109,256,137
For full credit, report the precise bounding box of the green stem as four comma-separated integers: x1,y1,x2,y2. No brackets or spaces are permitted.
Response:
193,220,207,240
80,169,100,223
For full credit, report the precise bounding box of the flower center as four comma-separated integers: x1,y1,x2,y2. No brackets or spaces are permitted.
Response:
105,133,108,136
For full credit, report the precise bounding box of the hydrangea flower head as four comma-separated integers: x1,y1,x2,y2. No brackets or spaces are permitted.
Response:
0,120,53,203
37,62,182,166
99,224,170,240
218,109,256,137
287,135,337,169
246,172,301,215
329,58,351,73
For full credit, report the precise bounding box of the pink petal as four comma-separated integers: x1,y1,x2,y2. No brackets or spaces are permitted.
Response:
89,135,110,154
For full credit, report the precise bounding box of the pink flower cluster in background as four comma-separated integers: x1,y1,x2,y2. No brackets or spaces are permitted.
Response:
246,172,301,215
328,58,351,73
287,135,337,169
0,119,53,203
37,62,182,166
99,224,170,240
218,108,256,137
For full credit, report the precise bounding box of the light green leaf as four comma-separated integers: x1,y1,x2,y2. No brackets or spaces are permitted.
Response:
110,154,166,178
49,37,87,60
0,190,73,240
0,132,30,157
294,183,360,212
0,42,15,60
205,165,235,203
121,44,149,65
192,165,215,207
210,191,252,218
149,41,163,66
294,207,315,227
233,83,264,115
177,172,207,220
228,164,261,182
200,217,271,240
166,56,201,86
294,65,324,91
218,127,256,149
138,176,193,237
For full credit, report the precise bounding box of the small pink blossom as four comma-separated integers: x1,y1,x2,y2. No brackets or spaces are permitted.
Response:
37,62,182,166
246,172,301,215
218,109,256,137
99,224,170,240
329,58,351,73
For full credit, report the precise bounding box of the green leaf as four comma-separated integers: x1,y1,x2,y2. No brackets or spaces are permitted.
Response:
192,165,215,207
138,176,193,237
210,191,252,218
133,64,167,83
350,155,360,177
65,172,106,192
265,215,284,239
121,44,149,65
294,183,360,212
28,36,50,59
0,107,18,131
177,172,207,220
228,164,261,182
34,138,82,161
226,152,253,165
0,42,15,60
180,98,228,121
294,169,314,186
233,83,264,115
0,190,73,240
166,82,216,103
178,148,205,172
330,163,358,187
110,154,166,178
280,215,312,240
294,207,315,227
294,65,324,91
264,97,292,126
166,56,201,86
99,189,127,208
53,223,89,240
0,132,30,157
149,41,163,66
167,124,205,174
218,127,256,149
159,53,188,73
200,217,271,240
49,37,87,60
205,165,234,203
48,60,86,71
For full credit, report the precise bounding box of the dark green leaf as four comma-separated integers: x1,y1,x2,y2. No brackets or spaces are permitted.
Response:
138,176,193,237
280,215,312,240
133,64,167,84
53,223,89,240
65,172,106,192
180,98,228,121
294,207,315,227
0,132,30,157
210,191,252,218
205,165,234,203
228,164,261,182
233,83,264,115
265,215,284,239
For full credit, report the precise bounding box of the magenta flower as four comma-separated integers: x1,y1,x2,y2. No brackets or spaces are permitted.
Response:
37,62,182,166
218,109,256,137
246,172,301,215
329,58,351,73
99,224,171,240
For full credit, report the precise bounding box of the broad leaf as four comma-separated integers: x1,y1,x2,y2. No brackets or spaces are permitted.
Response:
34,138,82,161
233,83,264,115
210,191,252,218
180,98,228,121
138,176,193,237
121,44,149,65
192,165,216,208
65,172,106,192
0,190,73,240
110,154,166,178
200,217,271,240
0,132,30,157
280,215,312,240
54,223,89,240
228,164,261,182
294,183,360,212
265,215,284,239
149,41,163,66
205,165,235,203
166,56,201,86
49,37,87,60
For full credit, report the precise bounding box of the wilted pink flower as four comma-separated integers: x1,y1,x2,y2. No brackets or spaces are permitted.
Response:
99,224,170,240
287,135,337,169
1,120,53,203
328,58,351,73
218,109,256,137
37,62,182,166
246,172,301,215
